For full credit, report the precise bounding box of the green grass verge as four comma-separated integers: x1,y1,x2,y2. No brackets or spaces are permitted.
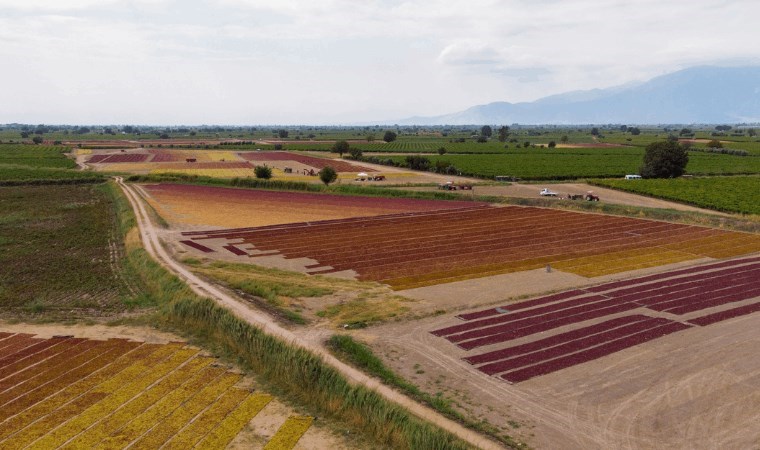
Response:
327,335,523,448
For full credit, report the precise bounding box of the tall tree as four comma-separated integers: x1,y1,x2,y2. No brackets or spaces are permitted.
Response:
498,126,510,142
640,140,689,178
331,140,350,157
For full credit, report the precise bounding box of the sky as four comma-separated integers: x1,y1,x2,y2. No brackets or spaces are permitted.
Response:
1,0,759,125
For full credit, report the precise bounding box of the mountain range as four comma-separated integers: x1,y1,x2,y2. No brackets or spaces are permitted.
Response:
395,66,760,125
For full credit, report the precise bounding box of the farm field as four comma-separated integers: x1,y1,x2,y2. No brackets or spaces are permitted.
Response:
386,151,760,179
0,333,317,449
591,175,760,215
432,256,760,382
0,144,104,183
368,253,760,449
87,149,384,181
180,204,760,289
0,184,134,318
141,183,484,229
0,145,77,169
5,125,760,450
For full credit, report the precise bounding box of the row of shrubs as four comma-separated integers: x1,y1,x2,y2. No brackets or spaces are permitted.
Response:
688,147,748,156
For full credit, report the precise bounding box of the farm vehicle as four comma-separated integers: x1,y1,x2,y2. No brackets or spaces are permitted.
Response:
539,188,558,197
355,172,386,181
565,192,600,201
438,181,473,191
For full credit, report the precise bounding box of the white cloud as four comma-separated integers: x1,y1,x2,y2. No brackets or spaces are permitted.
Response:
1,0,759,123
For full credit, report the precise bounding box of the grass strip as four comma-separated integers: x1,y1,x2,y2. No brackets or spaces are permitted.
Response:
326,335,522,448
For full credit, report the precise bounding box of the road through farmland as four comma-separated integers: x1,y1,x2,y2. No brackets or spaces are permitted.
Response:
114,177,504,450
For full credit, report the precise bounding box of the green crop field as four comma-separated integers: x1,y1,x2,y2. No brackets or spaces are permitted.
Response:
0,144,77,169
590,176,760,215
0,184,137,318
0,144,106,183
385,150,760,180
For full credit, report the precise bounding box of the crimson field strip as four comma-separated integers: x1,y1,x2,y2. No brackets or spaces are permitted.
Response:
184,204,515,238
447,279,759,350
0,337,71,376
464,315,651,365
430,255,760,383
477,317,676,376
222,244,248,256
688,300,760,326
500,322,692,383
0,340,141,421
182,205,491,238
455,257,760,322
0,335,39,360
658,285,760,315
457,289,589,321
0,339,101,405
584,256,760,293
433,294,610,337
434,262,760,339
179,240,215,253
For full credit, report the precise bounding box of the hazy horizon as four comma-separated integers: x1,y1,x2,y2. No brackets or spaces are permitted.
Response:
2,0,759,125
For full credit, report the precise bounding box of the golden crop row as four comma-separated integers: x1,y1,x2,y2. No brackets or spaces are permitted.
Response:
0,341,140,438
60,355,211,449
195,393,273,450
149,168,254,178
263,415,314,450
97,365,227,449
27,347,197,450
2,344,176,449
127,372,241,450
162,387,249,449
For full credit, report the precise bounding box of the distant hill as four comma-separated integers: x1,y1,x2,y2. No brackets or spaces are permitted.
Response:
396,66,760,125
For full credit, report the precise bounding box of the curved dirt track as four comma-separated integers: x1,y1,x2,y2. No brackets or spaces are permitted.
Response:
115,177,505,450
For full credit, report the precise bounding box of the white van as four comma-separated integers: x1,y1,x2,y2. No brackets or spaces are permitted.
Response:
625,174,642,180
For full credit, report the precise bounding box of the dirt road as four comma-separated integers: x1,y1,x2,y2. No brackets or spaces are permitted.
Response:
115,177,505,450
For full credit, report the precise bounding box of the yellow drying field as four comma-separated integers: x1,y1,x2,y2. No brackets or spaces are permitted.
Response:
139,183,482,229
0,333,312,449
149,167,257,178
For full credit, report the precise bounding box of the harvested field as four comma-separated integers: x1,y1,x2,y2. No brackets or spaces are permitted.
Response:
238,151,376,172
148,149,241,162
87,153,150,164
143,183,484,229
182,205,760,289
431,256,760,382
0,333,314,449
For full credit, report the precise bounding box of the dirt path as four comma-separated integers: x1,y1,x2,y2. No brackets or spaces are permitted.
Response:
403,182,730,216
114,177,505,450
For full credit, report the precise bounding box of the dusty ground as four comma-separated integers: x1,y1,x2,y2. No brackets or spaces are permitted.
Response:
361,289,760,449
0,322,180,344
404,182,729,216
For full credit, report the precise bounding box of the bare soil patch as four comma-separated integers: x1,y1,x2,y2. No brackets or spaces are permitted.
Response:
362,289,760,449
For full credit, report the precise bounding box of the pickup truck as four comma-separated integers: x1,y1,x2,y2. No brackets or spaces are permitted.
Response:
539,188,558,197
